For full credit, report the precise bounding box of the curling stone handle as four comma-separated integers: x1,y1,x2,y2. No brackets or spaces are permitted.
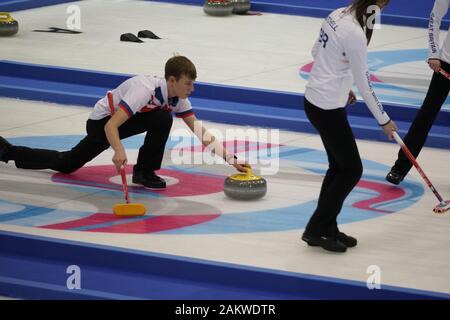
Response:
244,168,253,178
244,168,260,180
0,13,13,21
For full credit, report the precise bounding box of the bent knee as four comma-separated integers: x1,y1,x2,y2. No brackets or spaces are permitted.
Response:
54,154,82,174
57,165,79,174
342,162,363,181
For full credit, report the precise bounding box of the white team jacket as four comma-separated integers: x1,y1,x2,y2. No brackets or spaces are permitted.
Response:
305,7,390,125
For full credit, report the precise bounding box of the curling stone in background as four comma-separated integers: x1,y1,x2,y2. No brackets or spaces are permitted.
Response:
0,12,18,37
203,0,233,17
224,169,267,200
231,0,251,14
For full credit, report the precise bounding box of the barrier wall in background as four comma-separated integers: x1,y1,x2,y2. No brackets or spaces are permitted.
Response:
150,0,449,29
1,1,447,29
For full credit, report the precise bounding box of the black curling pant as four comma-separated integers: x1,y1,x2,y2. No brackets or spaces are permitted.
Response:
393,60,450,176
8,109,173,174
303,98,363,237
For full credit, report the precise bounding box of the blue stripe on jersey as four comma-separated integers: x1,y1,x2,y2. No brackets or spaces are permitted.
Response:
119,100,133,117
168,97,179,107
154,87,164,105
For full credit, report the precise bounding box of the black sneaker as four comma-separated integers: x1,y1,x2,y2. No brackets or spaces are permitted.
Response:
301,232,347,253
0,136,12,162
386,168,405,185
336,232,357,247
132,169,166,189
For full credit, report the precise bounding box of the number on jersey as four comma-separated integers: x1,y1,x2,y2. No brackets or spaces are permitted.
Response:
318,28,328,48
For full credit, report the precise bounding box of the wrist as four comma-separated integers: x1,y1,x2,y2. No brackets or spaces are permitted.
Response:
225,154,237,165
428,58,440,64
113,144,125,153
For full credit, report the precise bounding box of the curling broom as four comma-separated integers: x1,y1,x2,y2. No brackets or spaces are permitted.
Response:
392,131,449,213
113,166,146,216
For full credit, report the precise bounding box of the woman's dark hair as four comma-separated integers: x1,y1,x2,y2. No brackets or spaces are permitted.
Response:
349,0,389,44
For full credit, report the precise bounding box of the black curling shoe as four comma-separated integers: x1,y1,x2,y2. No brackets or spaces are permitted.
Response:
386,168,405,185
301,233,347,253
336,232,357,247
132,169,166,189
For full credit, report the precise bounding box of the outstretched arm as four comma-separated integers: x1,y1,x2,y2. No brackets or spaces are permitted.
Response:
344,30,397,139
182,114,251,172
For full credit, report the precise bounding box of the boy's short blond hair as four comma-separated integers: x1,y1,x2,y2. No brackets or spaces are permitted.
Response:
165,55,197,80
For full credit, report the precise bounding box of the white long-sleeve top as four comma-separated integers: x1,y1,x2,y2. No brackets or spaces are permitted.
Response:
429,0,450,63
90,75,193,120
305,7,390,125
